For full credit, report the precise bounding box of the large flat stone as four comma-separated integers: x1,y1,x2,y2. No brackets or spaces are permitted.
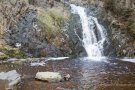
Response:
35,72,62,82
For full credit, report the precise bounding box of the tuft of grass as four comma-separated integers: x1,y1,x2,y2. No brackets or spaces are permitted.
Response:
37,7,70,32
36,7,70,46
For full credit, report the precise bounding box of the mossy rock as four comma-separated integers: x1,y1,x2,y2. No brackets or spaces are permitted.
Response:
0,52,8,60
0,45,25,59
3,47,25,59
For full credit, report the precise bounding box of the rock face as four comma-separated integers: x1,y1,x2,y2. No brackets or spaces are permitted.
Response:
101,0,135,57
35,72,62,82
0,0,135,58
0,0,84,58
70,0,135,57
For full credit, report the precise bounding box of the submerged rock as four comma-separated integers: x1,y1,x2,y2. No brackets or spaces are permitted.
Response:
35,72,62,82
0,70,21,87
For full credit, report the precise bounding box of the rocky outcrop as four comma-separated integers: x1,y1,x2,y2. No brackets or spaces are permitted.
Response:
1,0,135,58
0,0,85,58
101,0,135,57
69,0,135,57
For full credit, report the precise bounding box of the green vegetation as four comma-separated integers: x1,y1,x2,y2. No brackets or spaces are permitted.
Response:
37,7,70,32
4,47,25,58
37,7,70,46
127,17,135,37
37,7,54,32
0,52,8,60
0,45,25,59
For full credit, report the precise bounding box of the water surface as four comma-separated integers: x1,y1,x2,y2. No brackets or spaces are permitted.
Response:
0,58,135,90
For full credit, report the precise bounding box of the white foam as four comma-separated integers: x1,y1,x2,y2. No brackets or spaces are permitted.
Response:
120,58,135,63
30,62,46,66
46,57,69,61
81,56,108,62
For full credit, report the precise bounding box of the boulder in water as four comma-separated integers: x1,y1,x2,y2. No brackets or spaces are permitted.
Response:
35,72,62,82
0,70,21,89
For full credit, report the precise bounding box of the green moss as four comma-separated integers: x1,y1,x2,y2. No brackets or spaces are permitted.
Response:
0,45,25,59
49,7,69,27
3,47,25,58
0,53,8,60
37,8,54,32
36,7,70,45
37,7,70,32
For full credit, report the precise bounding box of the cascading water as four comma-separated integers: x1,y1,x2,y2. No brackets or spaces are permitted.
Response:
70,4,107,59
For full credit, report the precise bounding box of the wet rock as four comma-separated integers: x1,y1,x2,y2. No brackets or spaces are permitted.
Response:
35,72,62,82
64,74,71,81
0,70,21,87
9,77,21,87
64,14,85,57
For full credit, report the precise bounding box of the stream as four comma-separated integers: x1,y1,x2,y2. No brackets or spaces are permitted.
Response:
0,57,135,90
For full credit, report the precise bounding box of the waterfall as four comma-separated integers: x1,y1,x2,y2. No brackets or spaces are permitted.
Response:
70,4,106,58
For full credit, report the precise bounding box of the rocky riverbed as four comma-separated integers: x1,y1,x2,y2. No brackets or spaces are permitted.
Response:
0,57,135,90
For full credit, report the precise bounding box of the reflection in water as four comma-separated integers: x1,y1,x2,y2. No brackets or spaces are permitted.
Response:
78,58,107,90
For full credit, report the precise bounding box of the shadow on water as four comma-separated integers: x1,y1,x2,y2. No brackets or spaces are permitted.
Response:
0,57,135,90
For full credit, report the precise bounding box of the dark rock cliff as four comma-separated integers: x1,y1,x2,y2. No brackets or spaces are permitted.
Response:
0,0,135,59
0,0,84,59
69,0,135,57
